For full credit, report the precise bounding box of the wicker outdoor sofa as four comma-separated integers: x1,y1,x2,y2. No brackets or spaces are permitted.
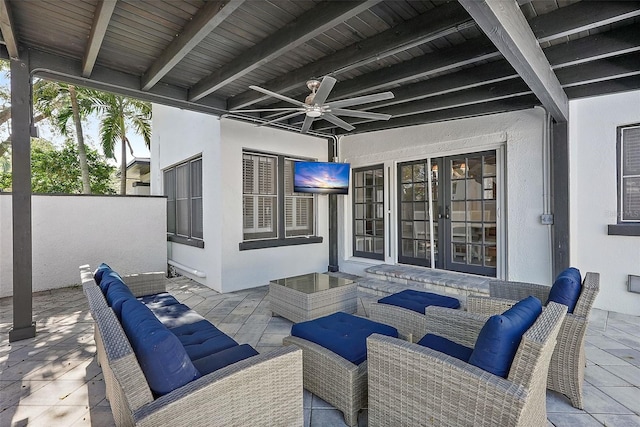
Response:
366,303,567,427
466,271,600,409
80,265,303,427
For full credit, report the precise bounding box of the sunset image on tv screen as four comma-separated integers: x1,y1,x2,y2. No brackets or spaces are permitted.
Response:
294,162,350,194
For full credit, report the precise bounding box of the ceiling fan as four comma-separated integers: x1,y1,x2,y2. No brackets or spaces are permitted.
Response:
229,76,394,133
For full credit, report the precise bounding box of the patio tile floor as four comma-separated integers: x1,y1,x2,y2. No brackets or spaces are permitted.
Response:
1,275,639,426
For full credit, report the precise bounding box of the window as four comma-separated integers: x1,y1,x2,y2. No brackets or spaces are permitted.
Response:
609,124,640,236
241,151,320,250
353,165,385,260
164,157,204,247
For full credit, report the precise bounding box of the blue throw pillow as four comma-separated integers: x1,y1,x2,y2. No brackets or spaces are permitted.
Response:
547,267,582,313
99,270,125,294
121,299,201,396
468,296,542,378
105,282,136,319
93,263,112,286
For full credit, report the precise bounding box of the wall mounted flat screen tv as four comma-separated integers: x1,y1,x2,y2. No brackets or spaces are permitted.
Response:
294,161,350,194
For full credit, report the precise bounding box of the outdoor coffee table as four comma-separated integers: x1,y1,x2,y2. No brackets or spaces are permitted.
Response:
268,272,357,323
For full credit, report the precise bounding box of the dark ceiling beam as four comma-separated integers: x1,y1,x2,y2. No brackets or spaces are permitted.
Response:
341,94,540,134
529,1,640,44
82,0,117,78
0,0,18,59
458,0,568,122
544,23,640,68
564,75,640,99
227,1,472,110
313,31,640,132
141,0,244,91
27,48,227,116
188,0,379,101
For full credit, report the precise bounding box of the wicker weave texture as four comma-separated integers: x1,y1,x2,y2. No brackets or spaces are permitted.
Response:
367,302,567,427
268,282,357,323
81,265,305,427
283,335,367,427
467,272,600,409
369,303,427,343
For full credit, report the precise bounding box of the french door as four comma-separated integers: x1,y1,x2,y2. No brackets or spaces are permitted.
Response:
398,151,497,276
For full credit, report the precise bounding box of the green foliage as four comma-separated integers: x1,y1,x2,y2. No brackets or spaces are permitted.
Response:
0,140,116,194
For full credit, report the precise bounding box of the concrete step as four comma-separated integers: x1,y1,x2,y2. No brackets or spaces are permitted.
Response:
359,264,491,308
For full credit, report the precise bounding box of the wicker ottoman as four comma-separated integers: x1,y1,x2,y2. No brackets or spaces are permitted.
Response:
369,289,460,342
283,312,398,427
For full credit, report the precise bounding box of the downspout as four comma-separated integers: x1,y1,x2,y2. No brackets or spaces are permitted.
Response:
537,106,554,281
328,135,340,272
168,259,207,278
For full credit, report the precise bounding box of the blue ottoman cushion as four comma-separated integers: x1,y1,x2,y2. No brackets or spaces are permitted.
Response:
192,344,259,375
468,296,542,378
378,289,460,314
547,267,582,313
417,333,473,363
120,299,201,396
291,312,398,365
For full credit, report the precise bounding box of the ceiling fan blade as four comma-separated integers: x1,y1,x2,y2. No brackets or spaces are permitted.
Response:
230,107,303,113
259,111,305,127
312,76,337,106
328,91,395,109
301,115,314,134
323,113,355,132
331,108,392,121
249,85,305,107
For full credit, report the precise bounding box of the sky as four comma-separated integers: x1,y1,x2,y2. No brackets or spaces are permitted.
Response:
1,66,150,166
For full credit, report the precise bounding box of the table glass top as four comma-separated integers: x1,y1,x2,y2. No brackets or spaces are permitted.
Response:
271,272,354,294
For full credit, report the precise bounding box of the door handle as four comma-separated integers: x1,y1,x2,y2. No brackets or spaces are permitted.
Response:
445,206,450,219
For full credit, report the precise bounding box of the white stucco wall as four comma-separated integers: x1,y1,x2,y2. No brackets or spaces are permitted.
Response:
569,90,640,316
152,104,330,293
0,194,167,298
339,108,552,284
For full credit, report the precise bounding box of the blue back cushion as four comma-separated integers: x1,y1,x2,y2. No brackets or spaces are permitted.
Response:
468,296,542,378
105,281,136,319
93,263,112,286
99,270,125,294
120,299,201,396
417,333,473,363
291,312,398,365
378,289,460,314
547,267,582,313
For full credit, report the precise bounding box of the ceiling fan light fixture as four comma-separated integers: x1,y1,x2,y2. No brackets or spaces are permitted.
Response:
306,109,322,118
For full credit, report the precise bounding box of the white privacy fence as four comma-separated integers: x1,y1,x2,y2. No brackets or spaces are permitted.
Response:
0,194,167,298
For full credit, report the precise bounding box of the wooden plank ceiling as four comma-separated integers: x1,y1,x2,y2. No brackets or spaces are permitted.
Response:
2,0,639,136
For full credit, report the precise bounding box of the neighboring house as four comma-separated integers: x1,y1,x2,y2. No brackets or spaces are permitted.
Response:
122,157,151,195
151,89,640,316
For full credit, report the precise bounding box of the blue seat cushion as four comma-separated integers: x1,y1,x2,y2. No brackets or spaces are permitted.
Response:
291,312,398,365
139,292,181,309
417,334,473,363
547,267,582,313
105,281,136,319
192,344,259,375
468,296,542,378
120,299,200,396
378,289,460,314
93,263,112,287
170,320,238,361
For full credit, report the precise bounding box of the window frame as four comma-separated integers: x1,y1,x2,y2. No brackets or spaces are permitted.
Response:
609,123,640,236
352,164,385,261
164,155,205,248
240,150,322,250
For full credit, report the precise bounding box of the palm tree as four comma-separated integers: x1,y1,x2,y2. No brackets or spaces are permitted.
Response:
33,81,95,194
92,93,151,195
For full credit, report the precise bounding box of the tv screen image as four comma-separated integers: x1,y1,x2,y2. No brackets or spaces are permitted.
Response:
294,162,350,194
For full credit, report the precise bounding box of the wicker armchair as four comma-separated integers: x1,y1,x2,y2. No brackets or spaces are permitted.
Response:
466,272,600,409
367,303,567,427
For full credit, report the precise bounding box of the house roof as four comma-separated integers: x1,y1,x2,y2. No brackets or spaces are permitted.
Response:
2,0,639,136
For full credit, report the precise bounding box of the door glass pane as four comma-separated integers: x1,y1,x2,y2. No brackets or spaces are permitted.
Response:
451,201,465,222
401,165,413,183
469,223,483,243
484,200,497,221
484,225,497,244
469,245,483,265
451,159,466,179
466,178,482,199
402,239,414,257
414,183,425,201
401,203,413,220
451,180,465,200
483,177,496,199
402,222,413,238
485,246,497,267
413,164,425,182
484,155,497,175
374,238,384,254
452,243,466,262
401,184,413,201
